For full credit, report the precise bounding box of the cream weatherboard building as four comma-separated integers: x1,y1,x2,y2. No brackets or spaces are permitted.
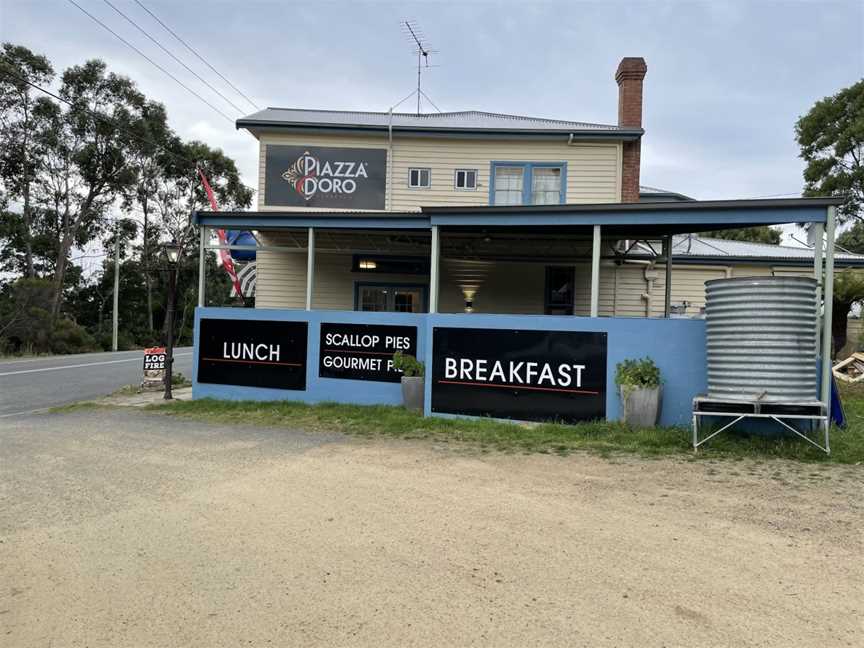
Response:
191,56,844,432
217,57,860,322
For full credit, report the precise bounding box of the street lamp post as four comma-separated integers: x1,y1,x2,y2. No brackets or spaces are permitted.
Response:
162,240,181,400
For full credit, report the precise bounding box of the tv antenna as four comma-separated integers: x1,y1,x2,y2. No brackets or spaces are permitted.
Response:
401,20,439,115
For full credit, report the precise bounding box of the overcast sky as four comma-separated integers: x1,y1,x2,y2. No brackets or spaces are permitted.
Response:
3,0,863,206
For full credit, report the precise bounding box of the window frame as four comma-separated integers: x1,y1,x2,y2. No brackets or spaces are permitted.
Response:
489,161,567,205
454,168,478,191
351,254,430,275
408,167,432,189
353,282,429,313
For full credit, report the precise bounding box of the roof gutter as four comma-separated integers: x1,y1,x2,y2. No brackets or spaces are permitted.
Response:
235,120,644,141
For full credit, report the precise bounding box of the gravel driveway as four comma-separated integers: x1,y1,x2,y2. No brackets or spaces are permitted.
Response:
1,409,861,647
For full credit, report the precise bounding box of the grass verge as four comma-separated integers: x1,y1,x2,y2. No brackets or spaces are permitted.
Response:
153,396,864,464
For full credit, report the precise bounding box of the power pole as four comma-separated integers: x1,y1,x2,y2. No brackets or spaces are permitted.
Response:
112,222,121,352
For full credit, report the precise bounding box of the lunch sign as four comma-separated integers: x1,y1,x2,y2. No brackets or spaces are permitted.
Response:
197,318,308,390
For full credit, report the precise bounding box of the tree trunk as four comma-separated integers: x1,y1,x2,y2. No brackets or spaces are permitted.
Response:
50,234,73,318
22,173,34,278
832,300,853,359
21,97,35,278
142,196,153,331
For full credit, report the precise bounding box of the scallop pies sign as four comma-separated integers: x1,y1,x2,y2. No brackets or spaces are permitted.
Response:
265,145,387,209
431,327,608,423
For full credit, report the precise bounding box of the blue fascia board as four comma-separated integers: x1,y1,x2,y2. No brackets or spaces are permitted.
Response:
429,206,827,227
193,202,829,231
195,215,432,229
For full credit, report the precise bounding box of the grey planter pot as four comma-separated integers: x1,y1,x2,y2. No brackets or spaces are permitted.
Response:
620,386,662,428
401,376,425,413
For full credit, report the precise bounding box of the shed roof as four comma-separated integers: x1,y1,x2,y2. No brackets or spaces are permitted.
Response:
662,234,864,265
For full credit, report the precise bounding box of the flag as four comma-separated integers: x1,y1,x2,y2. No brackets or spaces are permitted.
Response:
198,168,244,299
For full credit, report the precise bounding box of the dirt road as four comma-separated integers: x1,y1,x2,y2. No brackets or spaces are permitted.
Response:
1,409,861,647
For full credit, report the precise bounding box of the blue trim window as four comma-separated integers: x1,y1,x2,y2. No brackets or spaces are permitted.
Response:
489,162,567,205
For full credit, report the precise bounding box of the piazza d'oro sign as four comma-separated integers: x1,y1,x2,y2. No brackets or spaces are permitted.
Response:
319,322,417,383
265,145,387,209
197,318,308,390
431,327,608,423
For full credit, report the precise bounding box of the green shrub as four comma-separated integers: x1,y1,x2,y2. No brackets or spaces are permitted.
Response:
392,352,425,377
49,319,99,354
615,357,661,391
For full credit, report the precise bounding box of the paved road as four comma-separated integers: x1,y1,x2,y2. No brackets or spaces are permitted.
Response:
0,347,193,417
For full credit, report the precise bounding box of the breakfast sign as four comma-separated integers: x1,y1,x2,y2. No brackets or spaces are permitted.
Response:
319,322,417,383
430,327,608,423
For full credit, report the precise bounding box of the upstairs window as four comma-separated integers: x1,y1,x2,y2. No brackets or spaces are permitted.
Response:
492,166,524,205
532,167,563,205
490,162,566,205
408,168,431,189
454,168,478,190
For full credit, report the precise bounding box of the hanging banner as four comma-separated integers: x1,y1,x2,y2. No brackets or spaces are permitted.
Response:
431,327,607,423
265,145,387,209
319,323,417,383
197,318,308,390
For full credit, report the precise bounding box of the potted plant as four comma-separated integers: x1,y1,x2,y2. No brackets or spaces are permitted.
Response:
615,357,662,428
392,352,425,412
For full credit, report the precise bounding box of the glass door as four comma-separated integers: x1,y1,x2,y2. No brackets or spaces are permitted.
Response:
357,284,426,313
544,266,575,315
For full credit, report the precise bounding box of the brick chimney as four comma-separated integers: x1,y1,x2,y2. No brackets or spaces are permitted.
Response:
615,57,647,203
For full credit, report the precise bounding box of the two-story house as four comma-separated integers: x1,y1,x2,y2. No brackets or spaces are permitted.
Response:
236,58,651,316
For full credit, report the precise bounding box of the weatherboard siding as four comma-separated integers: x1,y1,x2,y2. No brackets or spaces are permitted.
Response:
255,230,820,318
256,132,622,211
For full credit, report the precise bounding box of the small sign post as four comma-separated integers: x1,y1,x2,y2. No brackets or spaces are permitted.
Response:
142,346,167,391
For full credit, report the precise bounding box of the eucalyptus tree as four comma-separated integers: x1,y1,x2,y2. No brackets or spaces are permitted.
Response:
33,59,151,317
0,43,54,278
122,101,172,331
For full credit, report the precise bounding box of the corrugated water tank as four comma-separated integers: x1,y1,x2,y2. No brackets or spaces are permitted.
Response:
704,276,818,402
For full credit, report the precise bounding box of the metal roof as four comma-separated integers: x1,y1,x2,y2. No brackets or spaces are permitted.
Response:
639,185,694,202
237,108,642,139
667,234,864,262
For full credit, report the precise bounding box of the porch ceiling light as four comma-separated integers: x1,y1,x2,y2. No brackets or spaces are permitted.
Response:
359,259,377,270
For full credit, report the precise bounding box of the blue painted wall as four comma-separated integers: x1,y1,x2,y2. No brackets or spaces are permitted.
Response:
193,308,707,426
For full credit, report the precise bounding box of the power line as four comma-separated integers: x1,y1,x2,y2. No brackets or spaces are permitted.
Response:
0,64,200,171
65,0,234,124
132,0,259,111
101,0,246,115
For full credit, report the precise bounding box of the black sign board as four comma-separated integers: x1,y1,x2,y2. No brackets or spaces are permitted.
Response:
431,327,607,423
319,322,417,383
265,145,387,209
197,318,308,390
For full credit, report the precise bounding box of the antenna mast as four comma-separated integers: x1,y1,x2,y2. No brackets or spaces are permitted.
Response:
401,20,436,115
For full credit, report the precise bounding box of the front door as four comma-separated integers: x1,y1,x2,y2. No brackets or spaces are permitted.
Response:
544,266,575,315
357,283,426,313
